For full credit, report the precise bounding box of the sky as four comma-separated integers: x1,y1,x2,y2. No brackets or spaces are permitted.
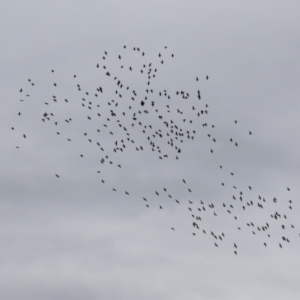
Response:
1,1,300,299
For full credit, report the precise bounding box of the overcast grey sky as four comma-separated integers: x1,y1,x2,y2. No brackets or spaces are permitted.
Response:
1,1,300,299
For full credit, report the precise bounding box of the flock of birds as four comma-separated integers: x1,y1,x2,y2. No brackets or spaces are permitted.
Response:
12,46,297,255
